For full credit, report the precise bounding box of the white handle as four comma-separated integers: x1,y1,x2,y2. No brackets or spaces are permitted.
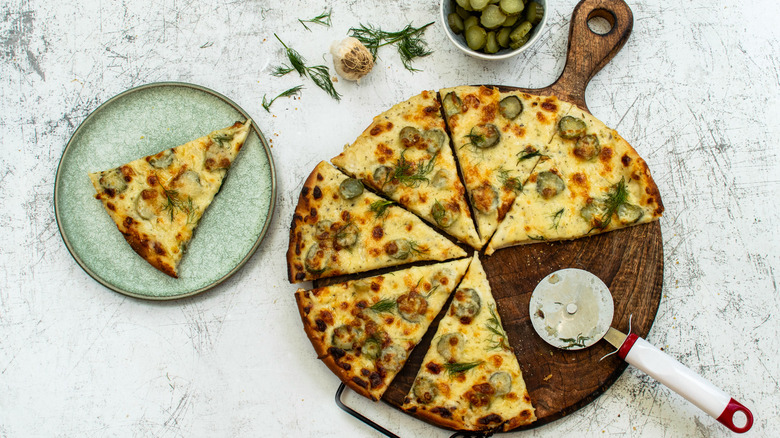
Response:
618,334,753,433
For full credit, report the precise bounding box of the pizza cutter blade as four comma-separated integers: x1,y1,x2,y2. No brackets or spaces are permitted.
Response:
530,268,754,434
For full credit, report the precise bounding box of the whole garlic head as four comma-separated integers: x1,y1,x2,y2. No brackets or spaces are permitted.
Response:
330,37,374,82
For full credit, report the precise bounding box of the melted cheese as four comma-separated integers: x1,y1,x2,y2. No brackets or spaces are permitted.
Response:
331,91,481,249
487,105,663,254
288,161,467,282
440,86,564,246
296,258,471,400
403,253,535,431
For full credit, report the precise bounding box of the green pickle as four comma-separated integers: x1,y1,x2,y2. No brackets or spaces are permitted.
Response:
525,2,545,25
448,13,465,34
463,15,480,30
485,31,500,54
448,0,543,54
465,25,488,50
497,27,512,48
499,0,524,15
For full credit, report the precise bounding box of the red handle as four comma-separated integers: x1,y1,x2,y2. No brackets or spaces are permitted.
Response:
717,398,754,434
617,333,754,433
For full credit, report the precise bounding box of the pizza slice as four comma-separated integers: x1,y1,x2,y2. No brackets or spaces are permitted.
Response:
287,161,467,283
439,86,560,246
486,101,664,254
295,258,472,401
402,253,535,431
331,90,481,249
88,120,251,277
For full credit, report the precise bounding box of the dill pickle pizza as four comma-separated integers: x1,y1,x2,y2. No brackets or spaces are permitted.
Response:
402,253,535,432
331,90,481,249
289,85,663,431
89,121,251,277
287,161,466,283
295,258,472,401
485,100,664,254
440,85,560,246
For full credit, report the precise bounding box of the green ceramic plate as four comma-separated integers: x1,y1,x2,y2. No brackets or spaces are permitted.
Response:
54,82,276,300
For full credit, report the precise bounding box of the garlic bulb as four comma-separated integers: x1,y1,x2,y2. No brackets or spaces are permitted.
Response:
330,37,374,82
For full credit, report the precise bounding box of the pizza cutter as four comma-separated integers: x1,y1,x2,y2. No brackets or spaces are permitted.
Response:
529,268,753,433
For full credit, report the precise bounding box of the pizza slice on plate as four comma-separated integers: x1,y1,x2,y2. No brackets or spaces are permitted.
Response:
287,161,467,283
331,90,481,249
486,103,664,254
88,120,251,277
439,86,560,246
402,253,535,431
295,258,472,401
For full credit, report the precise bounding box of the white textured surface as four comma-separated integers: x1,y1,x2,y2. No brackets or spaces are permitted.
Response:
1,0,778,436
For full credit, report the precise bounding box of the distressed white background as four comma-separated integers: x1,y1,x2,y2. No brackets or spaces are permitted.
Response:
1,0,778,436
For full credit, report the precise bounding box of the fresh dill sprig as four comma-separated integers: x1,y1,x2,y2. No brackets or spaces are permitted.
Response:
274,34,307,76
298,9,332,31
486,304,511,351
444,360,483,376
306,64,341,100
527,234,546,241
370,298,396,313
551,208,565,230
599,178,629,229
496,167,523,194
369,199,395,218
348,22,434,72
271,65,296,77
273,34,341,100
560,333,591,349
516,148,543,164
262,85,303,112
406,240,426,255
158,180,195,223
391,150,437,187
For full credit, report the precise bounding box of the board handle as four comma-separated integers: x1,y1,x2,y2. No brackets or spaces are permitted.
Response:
546,0,633,110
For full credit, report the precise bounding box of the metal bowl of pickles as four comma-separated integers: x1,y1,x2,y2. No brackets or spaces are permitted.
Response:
441,0,547,60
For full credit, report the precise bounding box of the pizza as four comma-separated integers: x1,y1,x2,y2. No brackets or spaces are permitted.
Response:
331,90,481,249
440,86,558,246
89,120,251,277
485,99,664,254
294,258,472,401
402,253,535,432
287,161,467,283
289,86,664,431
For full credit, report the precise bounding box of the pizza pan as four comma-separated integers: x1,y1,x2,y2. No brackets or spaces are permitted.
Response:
316,0,664,430
54,82,277,300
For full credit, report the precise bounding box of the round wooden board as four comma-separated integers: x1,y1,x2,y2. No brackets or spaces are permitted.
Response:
380,221,663,429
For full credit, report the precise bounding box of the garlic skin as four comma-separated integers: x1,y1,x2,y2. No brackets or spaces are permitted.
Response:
330,37,374,83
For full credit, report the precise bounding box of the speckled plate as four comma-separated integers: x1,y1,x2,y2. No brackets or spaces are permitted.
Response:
54,82,276,300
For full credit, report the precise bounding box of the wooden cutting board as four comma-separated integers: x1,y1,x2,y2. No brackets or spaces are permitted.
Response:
318,0,664,429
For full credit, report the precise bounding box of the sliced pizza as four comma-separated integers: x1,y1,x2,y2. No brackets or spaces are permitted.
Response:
486,101,664,254
331,90,481,249
439,86,560,246
295,258,472,401
88,120,251,277
402,253,535,431
287,161,467,283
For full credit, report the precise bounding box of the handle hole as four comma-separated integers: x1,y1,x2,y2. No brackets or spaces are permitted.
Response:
731,410,748,429
587,9,616,35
